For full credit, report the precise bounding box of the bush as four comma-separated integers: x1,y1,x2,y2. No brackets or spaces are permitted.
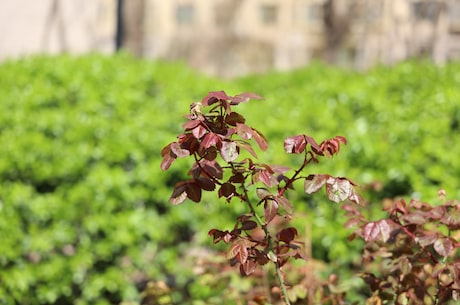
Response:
1,54,459,304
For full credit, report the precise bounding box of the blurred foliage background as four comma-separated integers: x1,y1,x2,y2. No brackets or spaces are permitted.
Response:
1,53,459,304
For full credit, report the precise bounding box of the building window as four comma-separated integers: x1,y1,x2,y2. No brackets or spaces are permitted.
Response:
449,0,460,32
306,4,323,23
412,1,441,21
260,4,278,25
176,4,194,25
449,1,460,21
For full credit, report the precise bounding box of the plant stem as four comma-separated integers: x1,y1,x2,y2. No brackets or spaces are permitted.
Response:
276,262,291,305
242,185,291,305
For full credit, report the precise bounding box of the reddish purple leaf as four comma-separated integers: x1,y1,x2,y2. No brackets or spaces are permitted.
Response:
183,119,201,130
264,200,278,224
348,189,364,206
304,174,328,194
195,177,215,191
192,125,207,139
235,124,268,151
251,128,268,151
284,135,306,154
241,220,258,230
236,142,258,158
236,123,253,140
240,259,257,276
256,187,271,200
277,227,298,244
304,135,322,153
220,141,239,162
335,135,347,145
415,233,438,247
258,169,278,188
362,220,391,242
200,159,223,179
202,91,230,106
178,133,200,154
225,112,246,126
434,237,454,257
160,144,176,171
274,196,294,215
231,92,263,104
208,229,232,244
442,207,460,228
227,239,249,264
201,132,221,149
402,211,428,225
218,182,236,199
270,165,291,174
318,136,346,157
169,181,188,205
344,217,361,229
186,182,202,202
170,142,189,158
228,173,245,183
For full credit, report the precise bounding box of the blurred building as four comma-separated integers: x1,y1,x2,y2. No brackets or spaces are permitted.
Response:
1,0,460,77
0,0,116,59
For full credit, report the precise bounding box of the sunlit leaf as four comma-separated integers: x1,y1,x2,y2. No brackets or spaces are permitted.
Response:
348,188,364,206
284,135,306,154
304,174,327,194
202,91,230,106
258,170,278,187
201,132,221,149
275,196,294,214
236,123,253,140
221,141,239,162
169,182,188,205
362,220,391,242
434,237,454,257
192,124,207,139
264,200,278,224
183,119,201,130
415,233,438,247
170,142,189,158
200,159,223,179
160,144,176,171
256,187,271,200
227,239,249,264
236,141,258,158
232,92,263,104
240,259,256,276
208,229,232,244
251,128,268,151
326,177,352,203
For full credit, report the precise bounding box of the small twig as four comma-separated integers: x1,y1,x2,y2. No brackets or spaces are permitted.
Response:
276,262,291,305
242,184,291,305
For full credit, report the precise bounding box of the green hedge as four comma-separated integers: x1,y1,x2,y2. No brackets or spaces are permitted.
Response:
0,54,241,305
1,54,459,304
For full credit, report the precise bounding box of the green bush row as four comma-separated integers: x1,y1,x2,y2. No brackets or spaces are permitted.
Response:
1,54,459,304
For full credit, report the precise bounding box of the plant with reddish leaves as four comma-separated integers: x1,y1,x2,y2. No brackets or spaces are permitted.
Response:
161,91,362,304
345,190,460,304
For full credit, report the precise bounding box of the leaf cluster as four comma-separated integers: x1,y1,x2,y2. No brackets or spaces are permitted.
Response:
346,193,460,304
161,91,362,304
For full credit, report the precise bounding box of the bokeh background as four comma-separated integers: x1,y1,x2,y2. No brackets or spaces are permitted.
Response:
1,1,460,304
